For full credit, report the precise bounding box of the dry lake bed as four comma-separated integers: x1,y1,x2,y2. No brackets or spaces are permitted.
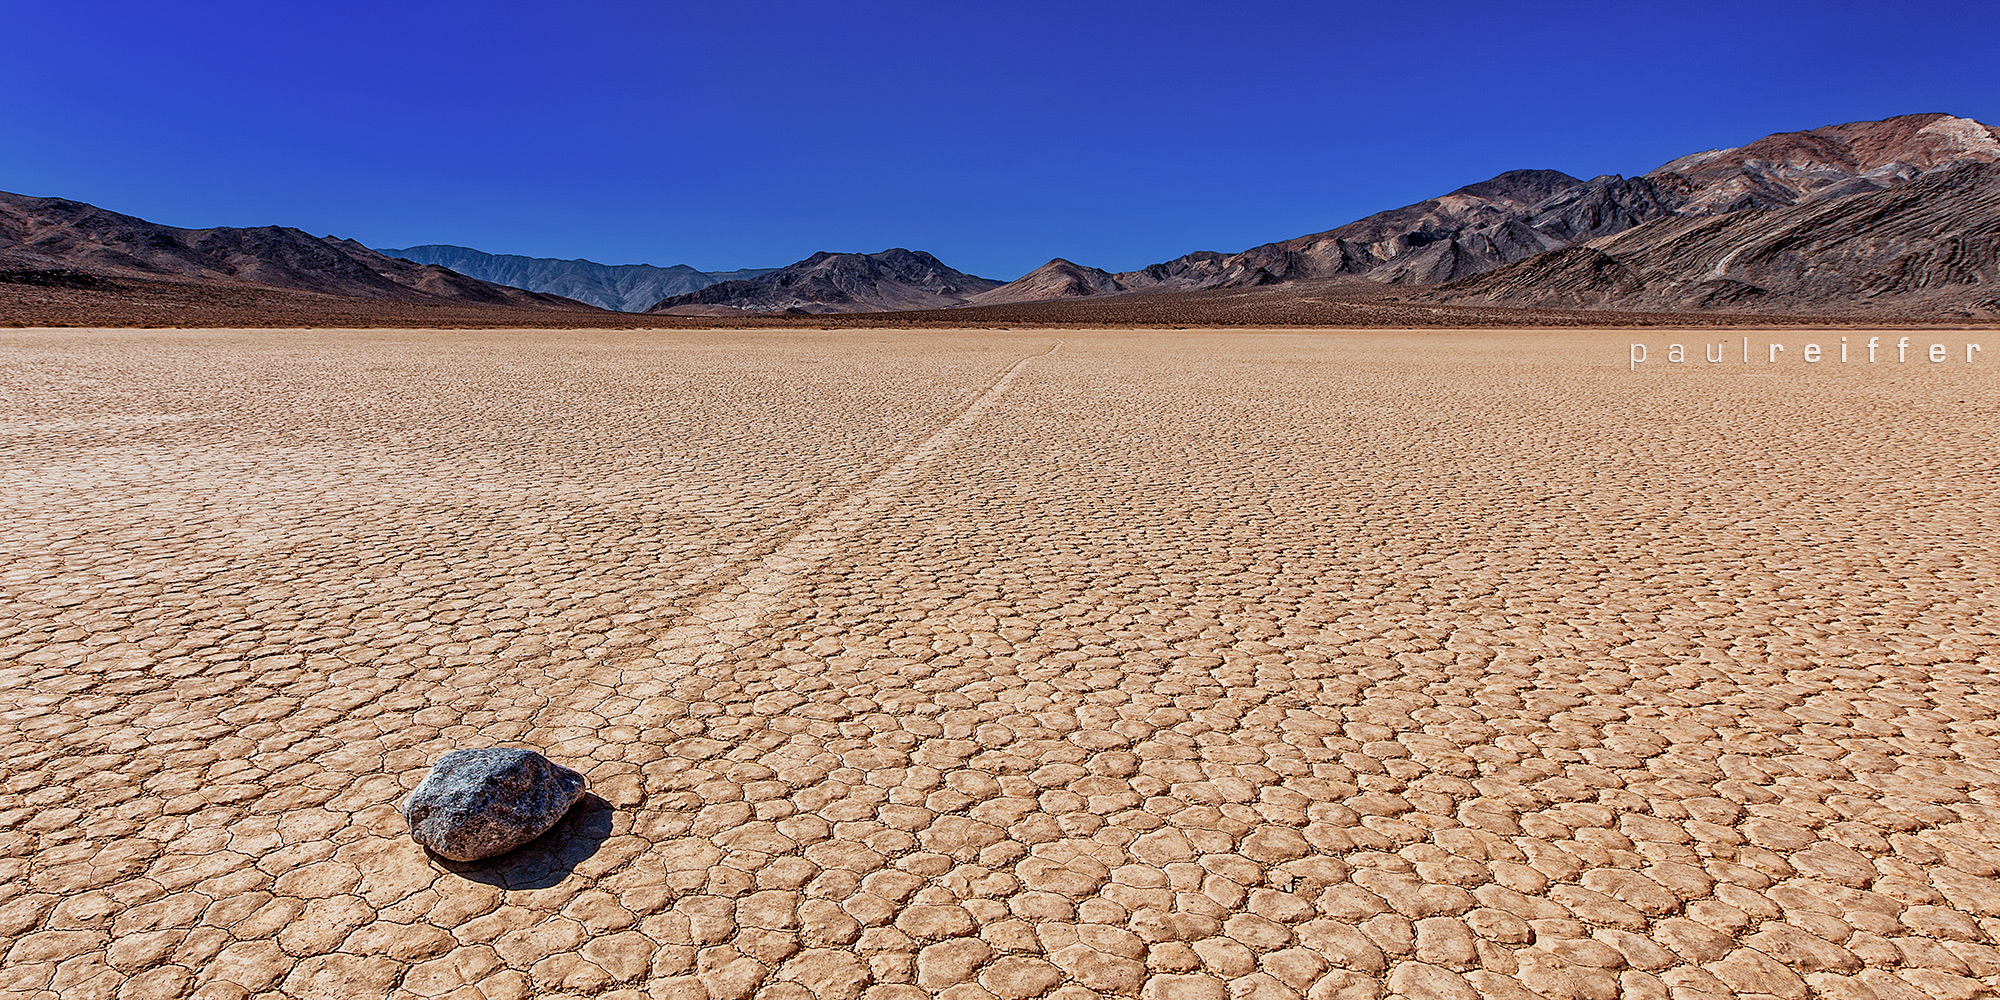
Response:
2,327,1998,1000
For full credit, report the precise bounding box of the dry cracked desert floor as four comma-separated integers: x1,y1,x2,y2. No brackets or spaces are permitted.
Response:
3,327,1999,1000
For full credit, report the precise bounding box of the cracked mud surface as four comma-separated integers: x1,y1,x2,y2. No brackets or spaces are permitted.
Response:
3,327,1998,1000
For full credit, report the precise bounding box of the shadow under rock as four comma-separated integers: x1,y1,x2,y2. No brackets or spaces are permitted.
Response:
432,793,614,890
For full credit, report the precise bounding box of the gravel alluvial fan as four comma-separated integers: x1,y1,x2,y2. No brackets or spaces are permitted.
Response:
403,748,587,861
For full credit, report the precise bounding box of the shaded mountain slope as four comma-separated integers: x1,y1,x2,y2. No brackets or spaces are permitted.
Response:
1427,160,2000,316
379,244,773,312
0,191,591,310
648,249,1001,314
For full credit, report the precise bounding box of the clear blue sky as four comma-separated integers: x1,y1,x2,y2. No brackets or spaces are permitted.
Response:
7,0,1997,279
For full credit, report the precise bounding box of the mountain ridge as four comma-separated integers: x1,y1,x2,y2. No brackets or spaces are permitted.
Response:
0,191,593,311
378,244,774,312
7,112,1996,323
1423,159,2000,316
1100,168,1681,292
1646,112,2000,215
647,249,1002,314
961,258,1126,306
957,112,2000,315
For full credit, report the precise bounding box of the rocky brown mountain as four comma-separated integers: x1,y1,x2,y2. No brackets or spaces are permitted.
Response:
10,112,1994,324
647,249,1001,314
992,113,2000,314
1648,112,2000,214
1110,169,1681,292
378,244,774,312
1426,159,2000,316
0,191,592,310
962,258,1126,305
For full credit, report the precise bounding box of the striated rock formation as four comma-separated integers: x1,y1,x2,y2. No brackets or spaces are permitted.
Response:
1647,112,2000,215
1112,169,1680,292
648,248,1001,314
1427,160,2000,316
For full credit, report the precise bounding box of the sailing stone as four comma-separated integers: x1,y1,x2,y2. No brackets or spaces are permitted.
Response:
403,748,587,861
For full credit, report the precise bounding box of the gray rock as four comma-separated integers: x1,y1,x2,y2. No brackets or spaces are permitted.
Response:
403,748,587,862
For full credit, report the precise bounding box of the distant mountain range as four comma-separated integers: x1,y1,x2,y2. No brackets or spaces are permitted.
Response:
999,112,2000,316
7,112,1996,323
0,192,591,311
377,245,774,312
628,112,2000,318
